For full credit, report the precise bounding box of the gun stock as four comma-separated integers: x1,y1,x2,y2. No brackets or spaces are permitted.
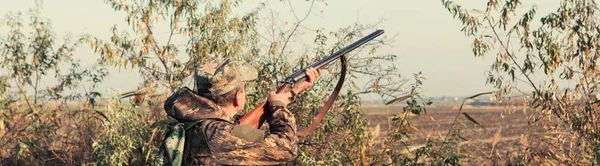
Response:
239,30,385,131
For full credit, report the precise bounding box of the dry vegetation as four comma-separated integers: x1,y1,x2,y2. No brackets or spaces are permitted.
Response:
364,98,594,165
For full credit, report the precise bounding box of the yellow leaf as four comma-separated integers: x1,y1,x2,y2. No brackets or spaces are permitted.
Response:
370,124,380,142
107,47,115,59
385,95,411,105
491,126,502,151
428,115,436,122
147,35,154,43
373,78,380,92
269,42,278,56
144,17,149,25
406,126,421,133
0,119,5,137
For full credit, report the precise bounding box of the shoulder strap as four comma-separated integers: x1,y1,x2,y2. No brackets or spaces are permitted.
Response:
183,120,203,131
297,55,347,137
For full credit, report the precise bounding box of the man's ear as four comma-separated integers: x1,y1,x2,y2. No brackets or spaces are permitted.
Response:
234,89,243,106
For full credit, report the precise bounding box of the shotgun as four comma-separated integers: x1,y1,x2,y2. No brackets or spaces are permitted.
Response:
239,30,385,136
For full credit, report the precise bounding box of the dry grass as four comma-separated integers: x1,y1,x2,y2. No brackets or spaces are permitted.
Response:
363,103,537,163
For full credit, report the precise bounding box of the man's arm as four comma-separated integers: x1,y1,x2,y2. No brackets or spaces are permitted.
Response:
204,104,297,165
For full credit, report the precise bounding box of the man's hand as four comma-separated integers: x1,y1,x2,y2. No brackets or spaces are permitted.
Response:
267,67,322,107
292,67,323,93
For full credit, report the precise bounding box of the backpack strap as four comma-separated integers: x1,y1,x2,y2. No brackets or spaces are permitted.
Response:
184,120,203,131
156,120,204,166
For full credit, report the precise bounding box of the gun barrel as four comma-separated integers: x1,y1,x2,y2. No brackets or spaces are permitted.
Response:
286,29,385,84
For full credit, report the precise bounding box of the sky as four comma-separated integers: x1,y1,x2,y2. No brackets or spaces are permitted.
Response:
0,0,561,98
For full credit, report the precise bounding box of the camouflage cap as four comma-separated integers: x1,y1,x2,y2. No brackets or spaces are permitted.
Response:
195,59,258,96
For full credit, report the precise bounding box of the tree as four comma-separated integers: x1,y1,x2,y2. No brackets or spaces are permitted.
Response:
443,0,600,164
0,0,108,164
88,0,261,94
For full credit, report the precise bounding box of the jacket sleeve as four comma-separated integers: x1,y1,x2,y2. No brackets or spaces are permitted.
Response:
203,104,298,165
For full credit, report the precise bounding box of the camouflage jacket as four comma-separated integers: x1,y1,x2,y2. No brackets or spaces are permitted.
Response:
164,87,298,165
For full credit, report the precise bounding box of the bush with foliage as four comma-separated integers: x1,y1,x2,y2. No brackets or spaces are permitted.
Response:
443,0,600,164
1,0,436,165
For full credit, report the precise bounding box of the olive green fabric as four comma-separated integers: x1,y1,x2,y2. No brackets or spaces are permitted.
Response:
230,124,266,143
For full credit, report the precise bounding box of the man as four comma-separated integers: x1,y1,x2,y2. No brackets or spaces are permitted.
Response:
163,59,322,165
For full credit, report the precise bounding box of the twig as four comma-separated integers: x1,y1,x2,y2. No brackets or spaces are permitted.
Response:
486,18,540,94
278,0,315,57
438,92,493,154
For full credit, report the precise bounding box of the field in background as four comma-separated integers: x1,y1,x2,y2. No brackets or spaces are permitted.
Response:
362,103,537,159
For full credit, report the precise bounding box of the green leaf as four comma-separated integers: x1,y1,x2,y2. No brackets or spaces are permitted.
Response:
466,91,493,100
90,91,102,97
95,110,109,122
456,133,468,141
411,108,421,115
463,112,484,130
351,81,360,90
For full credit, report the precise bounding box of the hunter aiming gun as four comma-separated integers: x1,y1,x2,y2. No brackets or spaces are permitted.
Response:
239,29,385,136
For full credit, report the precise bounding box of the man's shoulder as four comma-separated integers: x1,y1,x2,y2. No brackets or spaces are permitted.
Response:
198,118,235,130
